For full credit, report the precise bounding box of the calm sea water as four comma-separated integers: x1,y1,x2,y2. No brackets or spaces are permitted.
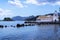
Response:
0,21,60,40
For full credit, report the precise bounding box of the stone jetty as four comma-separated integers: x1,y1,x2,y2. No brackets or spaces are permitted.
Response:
24,21,60,24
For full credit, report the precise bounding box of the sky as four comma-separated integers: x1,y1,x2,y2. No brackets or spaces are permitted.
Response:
0,0,60,19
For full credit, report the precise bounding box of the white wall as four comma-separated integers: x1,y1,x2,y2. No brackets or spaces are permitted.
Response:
36,19,52,22
53,13,59,21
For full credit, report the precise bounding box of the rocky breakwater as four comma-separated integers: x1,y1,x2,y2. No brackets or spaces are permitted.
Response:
16,23,35,27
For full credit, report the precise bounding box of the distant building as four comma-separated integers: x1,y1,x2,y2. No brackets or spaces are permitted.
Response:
36,10,59,22
53,10,59,22
36,15,53,22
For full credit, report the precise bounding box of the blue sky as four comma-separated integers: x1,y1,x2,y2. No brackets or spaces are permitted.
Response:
0,0,60,19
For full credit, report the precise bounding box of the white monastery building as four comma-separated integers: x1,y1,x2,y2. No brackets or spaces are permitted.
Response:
36,10,59,22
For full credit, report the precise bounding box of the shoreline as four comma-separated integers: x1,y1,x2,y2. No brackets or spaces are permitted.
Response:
25,21,60,24
0,21,60,28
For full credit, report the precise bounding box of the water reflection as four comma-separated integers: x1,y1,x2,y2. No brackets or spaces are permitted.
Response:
36,24,60,40
0,24,60,40
54,24,60,40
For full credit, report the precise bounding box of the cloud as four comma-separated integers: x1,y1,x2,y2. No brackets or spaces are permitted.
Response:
8,0,60,8
53,1,60,5
24,0,41,5
8,0,24,8
24,0,60,6
0,8,14,19
24,0,49,5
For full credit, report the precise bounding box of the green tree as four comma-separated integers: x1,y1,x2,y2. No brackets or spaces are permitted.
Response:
25,16,36,21
25,15,40,21
59,16,60,21
3,17,13,21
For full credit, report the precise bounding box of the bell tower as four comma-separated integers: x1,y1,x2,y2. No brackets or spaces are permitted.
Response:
53,10,59,22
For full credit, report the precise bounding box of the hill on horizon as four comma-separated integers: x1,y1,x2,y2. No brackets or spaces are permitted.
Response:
12,16,27,21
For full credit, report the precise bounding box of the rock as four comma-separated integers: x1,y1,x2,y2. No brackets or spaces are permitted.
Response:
10,25,15,28
0,25,4,28
16,24,24,27
5,25,7,28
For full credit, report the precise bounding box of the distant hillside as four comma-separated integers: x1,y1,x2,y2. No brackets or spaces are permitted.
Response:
45,13,60,16
12,16,36,21
12,16,27,21
25,16,36,21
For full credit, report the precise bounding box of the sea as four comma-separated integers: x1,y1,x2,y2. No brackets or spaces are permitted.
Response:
0,21,60,40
